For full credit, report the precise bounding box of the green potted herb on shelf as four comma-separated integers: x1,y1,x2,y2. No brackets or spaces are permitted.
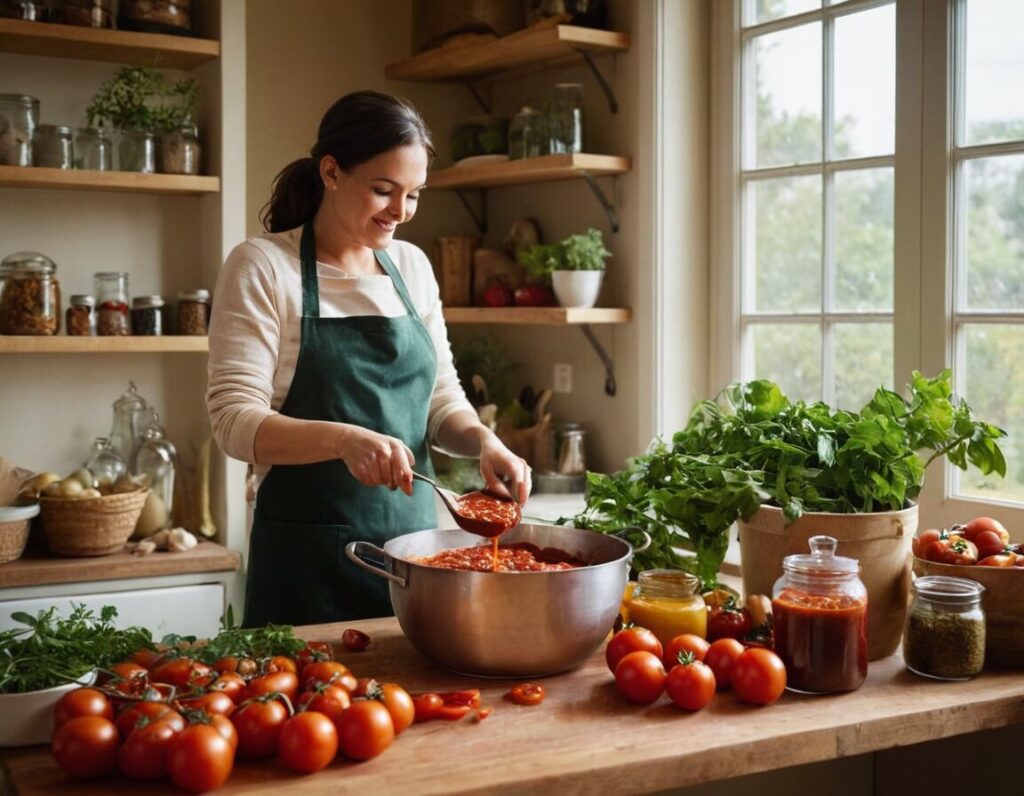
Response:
85,66,199,174
517,228,611,308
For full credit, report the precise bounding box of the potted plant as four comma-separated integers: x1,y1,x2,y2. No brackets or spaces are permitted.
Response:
573,370,1006,660
517,228,611,308
86,66,199,174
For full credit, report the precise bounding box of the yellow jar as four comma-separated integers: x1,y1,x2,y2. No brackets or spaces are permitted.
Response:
625,570,707,646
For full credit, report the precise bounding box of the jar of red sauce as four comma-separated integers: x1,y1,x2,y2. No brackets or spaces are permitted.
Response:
772,535,867,694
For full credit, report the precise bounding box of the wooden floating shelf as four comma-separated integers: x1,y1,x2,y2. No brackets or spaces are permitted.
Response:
429,153,630,190
443,307,630,325
0,165,220,195
0,17,219,69
386,23,629,82
0,336,209,353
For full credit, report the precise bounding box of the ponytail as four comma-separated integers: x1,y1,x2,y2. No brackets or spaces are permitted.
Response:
260,156,323,233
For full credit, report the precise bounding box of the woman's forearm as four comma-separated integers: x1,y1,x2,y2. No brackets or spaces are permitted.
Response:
435,408,496,457
253,413,345,465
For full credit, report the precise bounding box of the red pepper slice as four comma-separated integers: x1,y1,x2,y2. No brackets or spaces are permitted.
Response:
437,704,472,721
412,693,444,723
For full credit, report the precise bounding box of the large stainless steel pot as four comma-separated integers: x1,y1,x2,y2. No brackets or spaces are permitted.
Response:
345,524,648,678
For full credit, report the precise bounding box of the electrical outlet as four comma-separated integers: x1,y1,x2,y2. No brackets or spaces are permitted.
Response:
554,363,573,394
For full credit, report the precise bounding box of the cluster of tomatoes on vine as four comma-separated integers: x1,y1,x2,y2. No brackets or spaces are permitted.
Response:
914,516,1022,568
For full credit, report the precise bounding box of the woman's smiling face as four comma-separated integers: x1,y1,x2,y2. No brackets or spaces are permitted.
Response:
321,144,429,250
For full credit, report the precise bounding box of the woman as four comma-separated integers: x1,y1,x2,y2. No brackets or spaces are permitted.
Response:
207,91,530,627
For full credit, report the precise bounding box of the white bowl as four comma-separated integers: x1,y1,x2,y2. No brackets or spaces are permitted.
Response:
0,670,95,747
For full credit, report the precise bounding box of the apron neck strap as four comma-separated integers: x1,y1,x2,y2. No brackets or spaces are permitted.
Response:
373,249,419,319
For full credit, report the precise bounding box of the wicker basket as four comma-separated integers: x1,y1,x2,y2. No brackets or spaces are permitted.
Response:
40,489,148,557
0,504,38,564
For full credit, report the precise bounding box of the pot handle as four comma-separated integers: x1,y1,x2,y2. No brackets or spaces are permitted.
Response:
344,541,407,589
614,528,652,556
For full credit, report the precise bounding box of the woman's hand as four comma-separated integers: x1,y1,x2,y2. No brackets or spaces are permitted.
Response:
479,434,531,504
336,425,415,495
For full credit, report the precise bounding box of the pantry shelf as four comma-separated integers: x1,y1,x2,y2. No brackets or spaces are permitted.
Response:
0,165,220,195
429,153,629,189
0,337,209,353
0,17,219,69
443,307,630,325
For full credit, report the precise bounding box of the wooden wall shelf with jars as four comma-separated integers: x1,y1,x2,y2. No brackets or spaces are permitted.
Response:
0,164,219,195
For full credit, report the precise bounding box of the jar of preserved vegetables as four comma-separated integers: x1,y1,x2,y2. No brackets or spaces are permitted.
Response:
772,535,868,693
904,576,985,681
0,251,60,335
95,271,129,335
624,570,707,647
66,294,95,336
131,295,164,336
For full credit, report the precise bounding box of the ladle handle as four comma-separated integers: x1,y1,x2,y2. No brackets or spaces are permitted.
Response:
345,541,407,588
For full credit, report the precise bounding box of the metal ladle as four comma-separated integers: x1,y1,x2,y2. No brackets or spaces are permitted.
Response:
412,471,522,537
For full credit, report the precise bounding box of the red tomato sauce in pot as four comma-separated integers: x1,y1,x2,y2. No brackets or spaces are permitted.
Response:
416,542,587,573
452,491,522,538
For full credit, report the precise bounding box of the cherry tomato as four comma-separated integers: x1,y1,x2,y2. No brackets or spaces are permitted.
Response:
665,657,716,711
377,683,415,734
117,719,178,780
115,701,184,740
614,651,666,705
265,656,298,674
912,528,944,558
961,516,1010,547
53,687,113,730
707,599,753,642
279,711,338,773
605,627,663,674
437,688,482,708
924,535,978,566
341,628,371,652
103,661,149,684
209,671,247,703
206,713,239,751
297,683,351,725
663,634,710,669
51,716,119,779
231,697,290,759
336,700,394,760
703,637,745,690
974,530,1009,560
130,648,161,670
167,724,234,794
176,690,236,717
731,647,787,706
474,707,493,722
296,641,334,668
245,670,299,704
301,661,353,691
412,693,444,723
978,552,1019,567
212,655,240,673
151,657,214,690
506,682,546,706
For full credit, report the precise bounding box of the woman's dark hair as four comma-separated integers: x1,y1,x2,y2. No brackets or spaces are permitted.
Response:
261,91,434,233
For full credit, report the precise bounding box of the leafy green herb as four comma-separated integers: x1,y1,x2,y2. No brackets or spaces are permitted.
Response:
160,605,305,664
0,605,154,694
86,65,199,133
574,370,1006,585
517,228,612,283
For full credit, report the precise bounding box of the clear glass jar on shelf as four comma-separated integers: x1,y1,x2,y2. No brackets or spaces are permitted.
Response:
624,569,707,647
33,124,74,169
131,295,164,336
0,0,46,20
119,0,191,35
903,575,986,681
75,126,112,171
53,0,113,28
508,107,544,160
0,94,40,166
135,422,177,534
177,289,210,335
83,437,126,489
772,535,868,694
66,294,95,336
118,130,155,173
94,271,129,336
109,381,151,469
0,251,60,335
161,126,200,175
543,83,584,154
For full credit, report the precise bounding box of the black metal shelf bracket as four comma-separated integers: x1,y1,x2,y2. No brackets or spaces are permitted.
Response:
579,323,616,396
574,49,619,114
581,171,620,233
465,83,491,114
454,189,488,233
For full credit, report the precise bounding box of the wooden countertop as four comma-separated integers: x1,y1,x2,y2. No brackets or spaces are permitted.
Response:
0,542,241,589
2,616,1024,795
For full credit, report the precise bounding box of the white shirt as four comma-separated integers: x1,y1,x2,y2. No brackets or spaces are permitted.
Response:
206,227,474,485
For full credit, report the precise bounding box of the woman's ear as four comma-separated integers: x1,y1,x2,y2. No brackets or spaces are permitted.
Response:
319,155,340,191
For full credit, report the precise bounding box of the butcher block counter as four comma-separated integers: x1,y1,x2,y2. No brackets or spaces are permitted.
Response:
2,616,1023,796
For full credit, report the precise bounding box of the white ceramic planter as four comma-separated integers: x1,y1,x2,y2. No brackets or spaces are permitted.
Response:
552,270,603,308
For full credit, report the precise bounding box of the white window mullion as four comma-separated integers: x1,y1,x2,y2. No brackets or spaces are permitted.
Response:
821,11,836,404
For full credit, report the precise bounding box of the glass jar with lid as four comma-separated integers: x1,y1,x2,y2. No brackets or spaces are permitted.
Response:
118,130,155,173
161,126,200,175
95,272,129,335
66,294,95,336
543,83,584,154
0,251,60,335
0,0,46,20
772,535,868,693
177,289,210,335
624,570,707,647
75,126,112,171
135,422,177,533
109,381,151,470
82,437,126,489
903,575,985,681
53,0,113,27
131,295,164,336
33,124,74,169
508,107,544,160
119,0,191,35
0,94,40,166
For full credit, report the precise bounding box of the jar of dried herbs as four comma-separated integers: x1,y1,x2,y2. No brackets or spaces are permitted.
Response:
903,575,985,681
176,289,209,335
0,251,60,335
66,294,95,336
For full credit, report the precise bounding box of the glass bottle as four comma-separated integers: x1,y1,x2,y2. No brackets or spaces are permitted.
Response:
94,271,129,335
109,381,150,470
543,83,584,154
82,437,126,489
66,294,95,336
0,251,61,335
75,126,112,171
625,570,707,647
33,124,74,169
903,576,985,681
772,535,868,694
135,422,176,532
556,423,587,475
54,0,113,27
118,130,155,173
161,126,200,175
0,94,40,166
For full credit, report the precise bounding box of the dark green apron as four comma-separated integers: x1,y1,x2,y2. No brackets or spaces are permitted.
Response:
243,222,437,627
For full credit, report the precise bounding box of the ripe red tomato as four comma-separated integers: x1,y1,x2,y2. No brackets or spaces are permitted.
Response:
978,552,1018,567
53,687,113,730
703,638,745,690
176,690,236,717
412,693,444,723
973,529,1009,560
663,634,710,669
297,683,351,726
606,627,663,674
377,683,415,734
513,284,555,307
912,528,944,558
301,661,353,691
336,700,395,760
117,719,178,780
115,701,184,740
130,648,161,670
924,535,979,566
151,657,214,690
665,658,716,711
506,682,545,706
482,280,513,308
961,516,1010,547
341,628,371,652
265,656,298,674
231,697,290,759
279,711,338,773
245,670,299,704
167,724,234,794
103,661,149,684
209,671,247,703
707,600,753,642
296,641,334,668
51,716,119,779
614,651,667,705
730,648,787,706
